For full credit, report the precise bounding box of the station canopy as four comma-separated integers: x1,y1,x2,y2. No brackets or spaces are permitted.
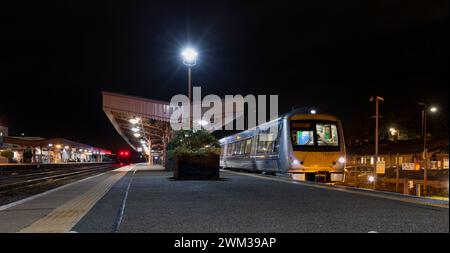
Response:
102,91,173,156
2,136,111,154
102,91,242,161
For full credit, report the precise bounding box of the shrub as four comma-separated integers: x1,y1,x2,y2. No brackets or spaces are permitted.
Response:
167,130,220,157
0,150,14,162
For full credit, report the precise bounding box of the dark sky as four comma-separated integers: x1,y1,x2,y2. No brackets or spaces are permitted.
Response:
0,0,448,151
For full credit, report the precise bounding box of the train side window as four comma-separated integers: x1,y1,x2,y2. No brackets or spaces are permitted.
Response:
227,143,234,156
256,125,278,153
220,145,225,157
234,142,241,156
240,140,246,155
244,139,252,154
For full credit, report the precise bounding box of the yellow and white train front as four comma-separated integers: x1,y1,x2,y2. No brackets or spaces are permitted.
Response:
287,114,346,182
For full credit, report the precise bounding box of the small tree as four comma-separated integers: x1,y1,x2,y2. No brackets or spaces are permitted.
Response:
168,130,220,157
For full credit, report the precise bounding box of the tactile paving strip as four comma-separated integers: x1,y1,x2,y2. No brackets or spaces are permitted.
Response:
19,168,131,233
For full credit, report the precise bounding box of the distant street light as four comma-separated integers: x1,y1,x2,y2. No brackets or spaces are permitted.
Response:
370,96,384,189
418,102,438,195
389,127,399,140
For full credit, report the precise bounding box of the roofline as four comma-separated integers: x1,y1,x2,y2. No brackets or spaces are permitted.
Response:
102,91,170,105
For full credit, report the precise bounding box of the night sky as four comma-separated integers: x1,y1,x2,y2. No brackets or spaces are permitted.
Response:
1,0,448,151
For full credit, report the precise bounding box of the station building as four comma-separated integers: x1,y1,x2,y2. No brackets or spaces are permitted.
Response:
0,129,111,164
347,138,449,170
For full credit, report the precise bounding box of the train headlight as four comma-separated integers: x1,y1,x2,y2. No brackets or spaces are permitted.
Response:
292,159,300,165
368,175,375,183
338,156,346,164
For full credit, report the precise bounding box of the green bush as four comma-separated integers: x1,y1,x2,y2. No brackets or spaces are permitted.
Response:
167,130,220,157
0,150,14,161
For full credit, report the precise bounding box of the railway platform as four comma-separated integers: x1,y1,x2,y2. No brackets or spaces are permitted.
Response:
0,163,448,233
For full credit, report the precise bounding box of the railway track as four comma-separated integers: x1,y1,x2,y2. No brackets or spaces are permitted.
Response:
0,165,118,205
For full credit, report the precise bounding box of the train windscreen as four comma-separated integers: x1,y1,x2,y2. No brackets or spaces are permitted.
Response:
291,121,340,150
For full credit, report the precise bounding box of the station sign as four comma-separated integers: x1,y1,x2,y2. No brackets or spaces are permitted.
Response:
376,161,385,174
402,163,416,171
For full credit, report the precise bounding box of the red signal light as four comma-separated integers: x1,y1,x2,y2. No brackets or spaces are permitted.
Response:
118,150,130,157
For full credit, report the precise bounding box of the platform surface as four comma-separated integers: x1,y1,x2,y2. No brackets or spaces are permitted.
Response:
0,164,448,233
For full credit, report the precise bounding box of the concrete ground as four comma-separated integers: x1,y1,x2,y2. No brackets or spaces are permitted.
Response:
75,164,448,233
0,164,448,233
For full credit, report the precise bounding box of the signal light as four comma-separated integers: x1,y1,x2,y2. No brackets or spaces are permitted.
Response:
119,150,130,157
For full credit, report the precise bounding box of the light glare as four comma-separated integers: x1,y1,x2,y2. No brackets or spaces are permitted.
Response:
182,48,198,66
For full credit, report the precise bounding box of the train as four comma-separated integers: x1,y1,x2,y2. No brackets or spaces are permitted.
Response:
117,150,132,165
219,108,346,182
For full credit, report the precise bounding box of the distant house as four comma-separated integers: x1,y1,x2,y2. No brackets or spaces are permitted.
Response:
347,138,449,170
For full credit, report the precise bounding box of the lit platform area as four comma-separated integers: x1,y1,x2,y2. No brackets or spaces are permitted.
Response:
0,164,448,233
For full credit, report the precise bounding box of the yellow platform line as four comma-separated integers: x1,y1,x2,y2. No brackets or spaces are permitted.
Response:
224,170,449,209
19,166,134,233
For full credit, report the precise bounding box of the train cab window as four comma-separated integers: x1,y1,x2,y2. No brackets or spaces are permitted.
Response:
316,123,339,146
291,122,314,146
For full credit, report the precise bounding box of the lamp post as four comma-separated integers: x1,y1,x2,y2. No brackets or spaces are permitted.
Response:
418,103,437,195
370,96,384,189
181,48,198,129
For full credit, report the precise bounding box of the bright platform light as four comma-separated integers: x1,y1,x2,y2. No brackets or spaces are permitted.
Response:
129,118,141,124
430,107,437,113
182,48,198,66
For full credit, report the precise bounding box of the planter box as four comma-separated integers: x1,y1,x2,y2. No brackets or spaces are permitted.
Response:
173,154,219,180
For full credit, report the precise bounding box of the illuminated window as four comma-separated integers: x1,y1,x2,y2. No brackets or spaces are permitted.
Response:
316,123,339,147
291,122,314,146
234,142,241,155
257,126,279,153
239,140,246,154
244,139,252,154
